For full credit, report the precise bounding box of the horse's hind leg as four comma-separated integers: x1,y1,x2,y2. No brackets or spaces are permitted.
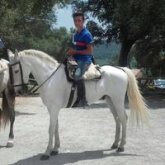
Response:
112,97,128,152
105,96,121,149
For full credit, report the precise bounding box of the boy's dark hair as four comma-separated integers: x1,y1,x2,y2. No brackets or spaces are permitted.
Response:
72,12,85,21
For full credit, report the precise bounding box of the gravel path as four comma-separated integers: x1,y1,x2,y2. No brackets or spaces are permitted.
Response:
0,96,165,165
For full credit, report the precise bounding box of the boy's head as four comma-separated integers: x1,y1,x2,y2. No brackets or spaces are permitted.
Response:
72,12,85,30
72,12,85,21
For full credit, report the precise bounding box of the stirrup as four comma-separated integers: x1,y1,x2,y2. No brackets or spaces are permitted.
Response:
72,99,88,108
72,99,80,108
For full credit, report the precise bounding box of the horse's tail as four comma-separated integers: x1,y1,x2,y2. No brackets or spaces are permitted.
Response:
122,67,149,126
0,91,10,128
0,86,15,129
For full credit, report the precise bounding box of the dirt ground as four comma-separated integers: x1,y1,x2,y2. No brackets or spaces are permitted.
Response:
0,96,165,165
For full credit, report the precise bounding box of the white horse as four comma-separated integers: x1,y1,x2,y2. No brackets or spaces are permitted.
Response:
0,58,16,147
8,49,149,160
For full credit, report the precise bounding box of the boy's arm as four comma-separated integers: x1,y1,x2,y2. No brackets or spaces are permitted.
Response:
67,44,93,56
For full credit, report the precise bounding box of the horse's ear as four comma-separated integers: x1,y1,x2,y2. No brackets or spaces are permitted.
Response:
15,49,19,57
7,49,15,62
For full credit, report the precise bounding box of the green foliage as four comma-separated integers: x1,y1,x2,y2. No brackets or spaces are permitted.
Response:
0,0,71,60
72,0,165,68
73,0,165,42
129,38,165,77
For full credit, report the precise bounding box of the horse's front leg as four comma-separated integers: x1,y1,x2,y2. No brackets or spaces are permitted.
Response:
51,119,60,156
40,110,59,160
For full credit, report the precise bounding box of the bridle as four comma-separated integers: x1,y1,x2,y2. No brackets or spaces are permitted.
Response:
9,59,63,94
9,60,28,92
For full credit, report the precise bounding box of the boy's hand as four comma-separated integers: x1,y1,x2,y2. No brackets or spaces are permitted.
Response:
66,48,76,56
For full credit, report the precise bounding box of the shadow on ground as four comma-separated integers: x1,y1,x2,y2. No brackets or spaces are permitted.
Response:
15,111,36,116
145,96,165,109
11,149,143,165
89,95,165,109
0,145,6,149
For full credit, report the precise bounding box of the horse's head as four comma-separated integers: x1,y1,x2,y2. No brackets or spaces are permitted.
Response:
8,49,30,94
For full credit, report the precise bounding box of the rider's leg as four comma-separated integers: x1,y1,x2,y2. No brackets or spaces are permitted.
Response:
72,79,88,107
72,61,89,107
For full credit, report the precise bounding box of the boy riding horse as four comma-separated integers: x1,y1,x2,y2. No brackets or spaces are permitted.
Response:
67,12,94,108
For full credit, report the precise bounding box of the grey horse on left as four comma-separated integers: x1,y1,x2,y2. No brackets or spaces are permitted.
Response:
0,58,16,147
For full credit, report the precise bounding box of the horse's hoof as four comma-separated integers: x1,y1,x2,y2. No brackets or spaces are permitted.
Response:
116,147,124,152
111,144,118,149
50,150,59,156
40,155,50,160
6,142,14,148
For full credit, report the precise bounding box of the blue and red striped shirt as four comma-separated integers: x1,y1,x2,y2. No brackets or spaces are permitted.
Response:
72,27,93,63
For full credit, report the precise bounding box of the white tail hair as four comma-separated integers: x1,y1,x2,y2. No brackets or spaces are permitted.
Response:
122,67,150,126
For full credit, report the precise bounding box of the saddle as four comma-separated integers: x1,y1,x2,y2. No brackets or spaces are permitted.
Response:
64,59,143,108
64,57,102,108
64,57,102,81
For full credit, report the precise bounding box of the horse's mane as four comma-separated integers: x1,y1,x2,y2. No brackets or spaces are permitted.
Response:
19,49,58,66
0,59,8,73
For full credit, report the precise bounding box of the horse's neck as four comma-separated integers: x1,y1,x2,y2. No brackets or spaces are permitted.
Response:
24,55,58,84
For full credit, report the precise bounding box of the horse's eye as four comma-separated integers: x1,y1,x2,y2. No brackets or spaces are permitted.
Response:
14,70,19,74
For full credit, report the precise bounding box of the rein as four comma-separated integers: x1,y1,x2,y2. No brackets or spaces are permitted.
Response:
32,63,63,93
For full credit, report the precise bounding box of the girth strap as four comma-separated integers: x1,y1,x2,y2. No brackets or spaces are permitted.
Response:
66,82,76,108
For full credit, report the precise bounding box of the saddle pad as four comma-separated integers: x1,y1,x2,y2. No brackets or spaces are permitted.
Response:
83,63,101,80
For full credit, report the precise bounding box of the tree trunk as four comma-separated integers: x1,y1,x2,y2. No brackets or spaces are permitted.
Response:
119,41,133,67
